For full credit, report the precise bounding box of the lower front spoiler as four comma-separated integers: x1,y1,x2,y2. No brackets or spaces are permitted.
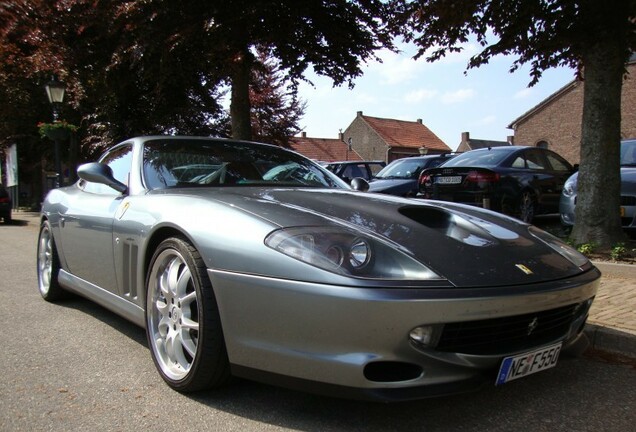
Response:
232,332,591,403
231,363,488,402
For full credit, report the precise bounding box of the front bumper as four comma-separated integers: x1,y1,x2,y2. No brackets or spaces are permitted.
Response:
209,267,600,401
560,192,636,229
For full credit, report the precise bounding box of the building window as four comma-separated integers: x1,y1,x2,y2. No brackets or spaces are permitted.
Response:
536,140,549,149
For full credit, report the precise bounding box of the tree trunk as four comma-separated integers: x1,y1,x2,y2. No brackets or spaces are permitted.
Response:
570,6,627,249
230,47,253,141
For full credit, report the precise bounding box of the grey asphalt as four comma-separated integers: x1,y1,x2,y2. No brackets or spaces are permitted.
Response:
9,211,636,359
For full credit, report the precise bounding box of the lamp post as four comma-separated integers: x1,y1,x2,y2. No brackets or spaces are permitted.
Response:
44,76,66,187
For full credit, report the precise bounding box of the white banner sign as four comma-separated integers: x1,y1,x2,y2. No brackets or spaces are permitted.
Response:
5,144,18,187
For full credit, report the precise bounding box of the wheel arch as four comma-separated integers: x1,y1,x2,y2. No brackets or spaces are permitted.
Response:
143,226,192,280
38,214,69,271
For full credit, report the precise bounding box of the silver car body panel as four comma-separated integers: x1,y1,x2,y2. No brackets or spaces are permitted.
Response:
210,267,598,390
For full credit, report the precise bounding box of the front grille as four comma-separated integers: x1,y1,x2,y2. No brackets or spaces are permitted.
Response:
620,195,636,206
436,303,581,355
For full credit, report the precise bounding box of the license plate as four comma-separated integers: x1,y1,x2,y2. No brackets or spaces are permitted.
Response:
436,176,462,185
495,342,562,385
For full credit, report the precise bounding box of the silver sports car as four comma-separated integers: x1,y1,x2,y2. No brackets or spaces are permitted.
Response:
37,136,600,401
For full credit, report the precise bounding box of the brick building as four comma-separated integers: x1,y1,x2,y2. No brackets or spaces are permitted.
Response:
508,59,636,164
342,111,450,162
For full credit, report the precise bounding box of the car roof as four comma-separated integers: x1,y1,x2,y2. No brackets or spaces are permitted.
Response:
388,153,455,162
326,160,385,164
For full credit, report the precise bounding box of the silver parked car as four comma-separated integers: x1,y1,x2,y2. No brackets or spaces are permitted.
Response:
560,139,636,230
38,136,599,401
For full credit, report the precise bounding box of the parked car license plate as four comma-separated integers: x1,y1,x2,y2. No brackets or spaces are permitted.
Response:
495,342,562,385
436,176,462,185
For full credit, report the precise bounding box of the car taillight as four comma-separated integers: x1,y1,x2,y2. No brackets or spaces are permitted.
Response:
0,197,9,203
419,174,432,186
465,171,499,183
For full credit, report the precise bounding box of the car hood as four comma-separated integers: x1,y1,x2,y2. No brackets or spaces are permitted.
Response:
165,187,589,287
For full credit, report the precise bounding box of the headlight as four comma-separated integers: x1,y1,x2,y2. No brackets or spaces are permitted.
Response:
265,226,441,280
528,226,590,268
562,176,577,198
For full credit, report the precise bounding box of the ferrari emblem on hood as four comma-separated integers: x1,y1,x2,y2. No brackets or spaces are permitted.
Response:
515,264,534,275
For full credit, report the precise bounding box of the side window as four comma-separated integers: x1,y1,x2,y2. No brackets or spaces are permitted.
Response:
342,164,366,180
369,163,384,177
83,145,133,195
545,152,571,172
511,156,526,168
525,150,547,170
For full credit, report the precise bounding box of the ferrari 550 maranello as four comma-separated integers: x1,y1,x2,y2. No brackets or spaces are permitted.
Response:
37,136,600,401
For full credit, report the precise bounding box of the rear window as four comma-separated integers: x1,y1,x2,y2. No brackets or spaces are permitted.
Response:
442,150,511,168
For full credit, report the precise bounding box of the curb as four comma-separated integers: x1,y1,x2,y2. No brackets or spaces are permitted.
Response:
592,260,636,279
584,324,636,358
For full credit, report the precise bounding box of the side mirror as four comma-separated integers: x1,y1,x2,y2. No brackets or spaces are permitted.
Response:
350,177,370,192
77,162,128,194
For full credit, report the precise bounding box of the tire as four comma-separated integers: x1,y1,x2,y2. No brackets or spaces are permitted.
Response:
501,191,535,223
37,220,67,301
145,237,230,392
518,191,536,223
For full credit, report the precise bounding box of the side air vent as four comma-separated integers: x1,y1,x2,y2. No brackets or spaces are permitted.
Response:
122,242,139,299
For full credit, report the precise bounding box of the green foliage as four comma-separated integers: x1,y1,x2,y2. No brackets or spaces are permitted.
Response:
37,120,78,139
577,242,596,256
0,0,396,146
610,243,627,261
399,0,636,86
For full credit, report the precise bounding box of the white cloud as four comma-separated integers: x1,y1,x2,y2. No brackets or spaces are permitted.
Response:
369,50,426,85
474,115,497,126
404,88,438,104
514,88,533,99
441,89,476,105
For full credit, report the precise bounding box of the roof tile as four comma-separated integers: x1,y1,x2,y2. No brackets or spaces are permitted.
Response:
362,115,450,151
288,137,363,162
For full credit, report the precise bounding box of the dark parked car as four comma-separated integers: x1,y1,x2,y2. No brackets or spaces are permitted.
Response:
323,160,385,183
369,154,456,197
0,184,12,223
560,139,636,230
37,136,599,401
419,146,575,223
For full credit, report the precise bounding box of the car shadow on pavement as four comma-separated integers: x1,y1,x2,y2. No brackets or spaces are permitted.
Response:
2,218,29,227
54,295,147,347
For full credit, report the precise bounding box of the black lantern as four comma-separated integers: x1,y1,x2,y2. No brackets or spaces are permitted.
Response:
44,76,66,187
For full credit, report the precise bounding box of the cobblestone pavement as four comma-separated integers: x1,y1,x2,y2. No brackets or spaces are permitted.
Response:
588,272,636,334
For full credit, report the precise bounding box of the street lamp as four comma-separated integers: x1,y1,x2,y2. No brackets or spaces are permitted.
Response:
44,76,66,187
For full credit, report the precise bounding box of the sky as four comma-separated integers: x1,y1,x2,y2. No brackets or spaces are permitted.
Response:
296,42,577,152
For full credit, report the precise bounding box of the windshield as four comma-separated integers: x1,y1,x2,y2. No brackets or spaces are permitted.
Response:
142,139,348,190
375,159,428,179
442,149,510,168
621,140,636,166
